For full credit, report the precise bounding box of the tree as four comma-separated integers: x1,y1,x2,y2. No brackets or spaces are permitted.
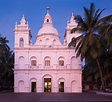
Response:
0,35,14,90
99,15,112,87
69,3,112,91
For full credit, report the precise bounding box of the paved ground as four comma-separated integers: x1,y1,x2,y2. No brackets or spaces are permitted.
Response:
0,92,112,102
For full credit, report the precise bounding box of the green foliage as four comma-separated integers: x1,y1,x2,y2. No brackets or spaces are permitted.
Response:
69,3,112,90
0,35,14,91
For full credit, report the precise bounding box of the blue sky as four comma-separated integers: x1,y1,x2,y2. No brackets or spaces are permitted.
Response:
0,0,112,50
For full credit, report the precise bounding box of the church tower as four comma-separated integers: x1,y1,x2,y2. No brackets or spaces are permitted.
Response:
64,13,81,46
14,15,32,48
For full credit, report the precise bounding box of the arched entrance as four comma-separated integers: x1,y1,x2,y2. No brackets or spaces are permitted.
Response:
30,78,37,92
43,74,52,92
58,78,65,92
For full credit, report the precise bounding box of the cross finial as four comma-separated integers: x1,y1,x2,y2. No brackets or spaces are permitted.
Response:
72,12,74,16
23,14,24,18
46,7,50,14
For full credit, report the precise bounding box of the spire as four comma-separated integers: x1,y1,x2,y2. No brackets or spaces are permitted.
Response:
70,12,75,23
46,7,50,14
20,15,27,25
43,7,53,26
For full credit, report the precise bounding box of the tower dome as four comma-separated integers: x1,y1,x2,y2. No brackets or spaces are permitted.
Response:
35,7,61,46
37,7,59,36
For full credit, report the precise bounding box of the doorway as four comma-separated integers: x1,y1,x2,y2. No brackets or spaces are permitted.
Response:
31,82,36,92
44,78,51,92
59,82,64,92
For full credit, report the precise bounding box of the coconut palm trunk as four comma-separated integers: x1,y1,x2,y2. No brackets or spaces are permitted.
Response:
96,58,105,90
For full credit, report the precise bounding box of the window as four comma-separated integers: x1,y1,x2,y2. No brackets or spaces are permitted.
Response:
45,60,50,66
31,60,37,66
59,60,64,66
19,38,24,47
39,39,42,45
58,57,65,66
47,19,49,22
46,38,50,45
53,39,56,45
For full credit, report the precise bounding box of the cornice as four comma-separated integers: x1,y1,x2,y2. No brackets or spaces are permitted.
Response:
36,33,60,38
14,68,82,72
14,46,74,51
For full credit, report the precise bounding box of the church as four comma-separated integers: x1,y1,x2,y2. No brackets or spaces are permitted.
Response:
14,8,82,93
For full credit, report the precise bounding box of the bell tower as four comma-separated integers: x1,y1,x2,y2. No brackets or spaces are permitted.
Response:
14,15,32,48
64,13,81,46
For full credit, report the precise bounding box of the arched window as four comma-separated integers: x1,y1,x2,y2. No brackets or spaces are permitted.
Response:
39,39,42,45
59,60,64,66
19,38,24,47
70,37,76,47
44,56,51,66
45,60,50,66
31,60,37,66
30,57,37,66
45,38,50,45
53,39,56,45
47,19,49,22
58,57,64,66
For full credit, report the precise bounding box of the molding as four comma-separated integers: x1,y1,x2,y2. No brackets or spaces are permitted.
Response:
14,68,82,72
14,47,73,51
36,33,60,38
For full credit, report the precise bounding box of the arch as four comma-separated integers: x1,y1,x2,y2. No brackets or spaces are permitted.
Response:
43,74,52,92
42,74,52,79
45,38,50,45
53,39,57,45
30,78,37,92
44,56,51,60
58,77,65,92
71,80,77,92
19,38,24,47
18,56,25,69
18,80,25,92
58,77,65,82
71,56,76,69
58,56,65,66
39,39,42,45
44,56,51,66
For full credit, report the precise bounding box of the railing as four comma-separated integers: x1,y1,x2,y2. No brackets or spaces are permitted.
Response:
30,45,67,49
15,64,70,70
44,66,53,69
30,66,39,69
56,65,67,69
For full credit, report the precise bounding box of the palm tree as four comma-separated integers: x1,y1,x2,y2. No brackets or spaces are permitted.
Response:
0,35,9,56
69,3,110,90
98,14,112,87
0,35,14,90
99,15,112,54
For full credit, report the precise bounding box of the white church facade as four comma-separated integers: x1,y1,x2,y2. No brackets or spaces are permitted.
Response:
14,8,82,93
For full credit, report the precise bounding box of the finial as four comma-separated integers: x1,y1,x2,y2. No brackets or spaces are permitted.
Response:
46,7,50,14
23,14,24,18
15,22,17,25
67,20,69,24
72,12,74,16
